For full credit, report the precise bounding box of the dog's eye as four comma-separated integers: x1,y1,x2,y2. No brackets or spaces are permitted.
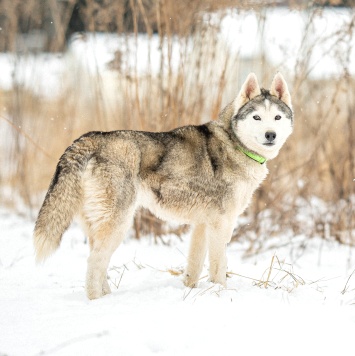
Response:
275,115,281,120
253,115,261,121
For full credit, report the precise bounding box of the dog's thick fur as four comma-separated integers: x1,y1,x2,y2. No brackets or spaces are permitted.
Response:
34,73,293,299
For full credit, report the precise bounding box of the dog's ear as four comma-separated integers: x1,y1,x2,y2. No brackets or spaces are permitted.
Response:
234,73,261,113
270,73,292,108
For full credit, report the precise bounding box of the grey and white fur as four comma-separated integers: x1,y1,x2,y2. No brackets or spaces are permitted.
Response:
34,73,293,299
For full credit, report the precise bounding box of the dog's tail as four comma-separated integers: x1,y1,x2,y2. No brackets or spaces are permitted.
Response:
33,132,99,263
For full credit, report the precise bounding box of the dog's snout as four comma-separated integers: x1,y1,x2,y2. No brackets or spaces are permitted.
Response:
265,131,276,142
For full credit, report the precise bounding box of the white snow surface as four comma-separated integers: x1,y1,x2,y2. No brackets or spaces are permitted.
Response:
1,207,355,356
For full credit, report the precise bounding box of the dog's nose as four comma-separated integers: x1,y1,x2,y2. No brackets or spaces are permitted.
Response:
265,131,276,142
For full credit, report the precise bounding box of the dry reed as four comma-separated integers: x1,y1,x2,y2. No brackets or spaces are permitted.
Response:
0,1,354,244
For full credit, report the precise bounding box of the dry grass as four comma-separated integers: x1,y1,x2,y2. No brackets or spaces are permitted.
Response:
0,1,354,243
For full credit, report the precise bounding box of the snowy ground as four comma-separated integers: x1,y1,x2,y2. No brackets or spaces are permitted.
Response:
1,207,355,356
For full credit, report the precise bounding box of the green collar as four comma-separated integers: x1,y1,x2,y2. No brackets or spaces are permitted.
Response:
236,146,266,164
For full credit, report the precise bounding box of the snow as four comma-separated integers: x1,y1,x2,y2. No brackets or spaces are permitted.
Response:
0,53,64,97
1,207,355,356
220,8,355,79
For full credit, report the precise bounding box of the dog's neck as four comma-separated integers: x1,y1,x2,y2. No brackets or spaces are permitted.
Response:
216,102,267,164
227,126,267,164
218,124,267,164
235,145,266,164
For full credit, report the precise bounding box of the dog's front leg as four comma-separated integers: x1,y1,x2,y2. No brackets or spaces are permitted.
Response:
183,224,208,288
207,223,234,287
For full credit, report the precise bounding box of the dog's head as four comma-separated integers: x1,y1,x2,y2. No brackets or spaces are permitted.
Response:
230,73,293,160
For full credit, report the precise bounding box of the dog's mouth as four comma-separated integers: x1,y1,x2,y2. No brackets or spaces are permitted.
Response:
263,142,276,146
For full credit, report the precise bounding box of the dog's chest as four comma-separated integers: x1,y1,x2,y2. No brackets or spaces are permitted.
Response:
229,164,268,215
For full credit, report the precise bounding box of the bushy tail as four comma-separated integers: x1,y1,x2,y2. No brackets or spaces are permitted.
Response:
33,133,98,263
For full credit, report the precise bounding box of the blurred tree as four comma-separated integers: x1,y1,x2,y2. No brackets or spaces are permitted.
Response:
0,0,353,52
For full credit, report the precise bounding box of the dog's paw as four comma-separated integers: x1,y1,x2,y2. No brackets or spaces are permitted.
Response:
102,279,112,296
86,288,104,300
208,277,227,288
183,273,199,288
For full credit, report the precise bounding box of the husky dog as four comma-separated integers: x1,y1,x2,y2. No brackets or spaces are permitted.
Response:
34,73,293,299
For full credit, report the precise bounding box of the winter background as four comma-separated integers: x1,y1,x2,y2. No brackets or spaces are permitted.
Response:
1,2,355,356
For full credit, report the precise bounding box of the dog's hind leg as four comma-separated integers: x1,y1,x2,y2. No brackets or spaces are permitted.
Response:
86,232,116,300
85,210,135,300
183,224,208,288
82,165,138,299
